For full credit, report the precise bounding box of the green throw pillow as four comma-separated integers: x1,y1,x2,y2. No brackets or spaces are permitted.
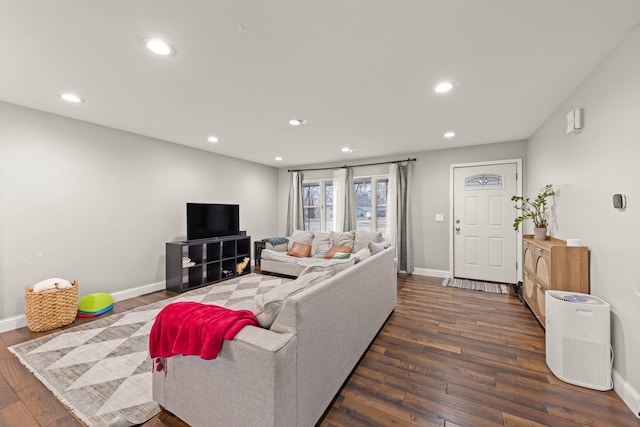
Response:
332,253,351,259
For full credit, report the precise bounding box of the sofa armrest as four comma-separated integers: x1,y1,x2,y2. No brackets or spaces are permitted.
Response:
153,326,297,427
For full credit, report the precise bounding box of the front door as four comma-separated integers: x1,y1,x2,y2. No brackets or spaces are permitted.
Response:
453,162,518,284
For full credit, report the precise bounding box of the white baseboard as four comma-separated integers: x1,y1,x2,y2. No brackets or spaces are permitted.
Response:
613,369,640,418
0,280,166,334
412,267,450,278
110,280,166,302
0,315,28,334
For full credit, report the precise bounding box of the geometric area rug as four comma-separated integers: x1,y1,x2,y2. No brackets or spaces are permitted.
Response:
442,277,510,294
8,273,290,427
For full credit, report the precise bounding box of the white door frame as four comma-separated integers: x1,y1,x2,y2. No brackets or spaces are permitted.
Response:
449,158,523,281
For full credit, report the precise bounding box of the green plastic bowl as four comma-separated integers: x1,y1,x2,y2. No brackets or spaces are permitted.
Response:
78,293,114,313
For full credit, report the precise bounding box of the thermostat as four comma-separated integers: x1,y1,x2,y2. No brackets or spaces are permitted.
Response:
613,194,626,209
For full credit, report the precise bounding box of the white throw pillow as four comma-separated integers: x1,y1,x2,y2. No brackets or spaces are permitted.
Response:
312,243,332,258
369,241,386,255
310,232,330,256
287,230,314,250
353,231,384,252
353,247,372,263
329,231,356,248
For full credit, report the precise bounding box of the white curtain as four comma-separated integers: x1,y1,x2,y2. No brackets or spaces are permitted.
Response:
332,168,356,232
388,163,413,273
286,171,304,236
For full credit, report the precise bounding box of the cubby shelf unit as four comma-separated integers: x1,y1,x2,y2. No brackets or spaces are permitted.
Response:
166,235,251,293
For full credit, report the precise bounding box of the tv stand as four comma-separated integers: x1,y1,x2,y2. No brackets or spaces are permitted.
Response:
166,234,251,293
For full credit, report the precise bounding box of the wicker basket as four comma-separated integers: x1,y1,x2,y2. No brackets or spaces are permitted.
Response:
24,279,78,332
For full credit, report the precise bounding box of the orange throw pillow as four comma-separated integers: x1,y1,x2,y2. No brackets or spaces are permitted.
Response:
324,245,353,259
287,241,312,258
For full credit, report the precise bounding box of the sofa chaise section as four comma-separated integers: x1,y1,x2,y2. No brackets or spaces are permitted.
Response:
152,245,396,426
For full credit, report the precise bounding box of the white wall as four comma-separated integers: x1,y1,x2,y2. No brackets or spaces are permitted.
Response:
0,101,279,320
277,140,526,274
527,28,640,410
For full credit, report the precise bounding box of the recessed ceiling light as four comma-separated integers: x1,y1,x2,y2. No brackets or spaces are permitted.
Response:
60,93,83,103
207,136,219,143
274,156,283,161
443,131,456,138
434,81,453,93
145,38,173,56
341,147,351,152
289,119,309,126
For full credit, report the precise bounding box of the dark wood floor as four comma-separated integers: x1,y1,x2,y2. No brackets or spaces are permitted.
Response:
1,273,637,427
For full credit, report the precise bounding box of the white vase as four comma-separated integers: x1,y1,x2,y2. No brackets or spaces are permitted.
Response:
533,227,547,241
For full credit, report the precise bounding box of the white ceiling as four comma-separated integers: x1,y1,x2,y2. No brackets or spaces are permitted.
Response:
1,1,639,167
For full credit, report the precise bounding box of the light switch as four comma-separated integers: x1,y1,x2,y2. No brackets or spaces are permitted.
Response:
435,213,444,222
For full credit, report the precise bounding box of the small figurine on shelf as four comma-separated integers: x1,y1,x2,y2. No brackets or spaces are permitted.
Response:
236,257,250,274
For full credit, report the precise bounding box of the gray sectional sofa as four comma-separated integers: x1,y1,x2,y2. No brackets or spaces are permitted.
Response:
261,230,386,276
152,244,397,427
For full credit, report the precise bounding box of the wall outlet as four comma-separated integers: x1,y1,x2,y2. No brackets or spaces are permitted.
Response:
435,213,444,222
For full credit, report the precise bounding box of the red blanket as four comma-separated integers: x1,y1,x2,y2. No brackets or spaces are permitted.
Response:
149,302,259,360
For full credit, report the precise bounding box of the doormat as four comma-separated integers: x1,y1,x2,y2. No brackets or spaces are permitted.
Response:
8,273,291,427
442,277,510,294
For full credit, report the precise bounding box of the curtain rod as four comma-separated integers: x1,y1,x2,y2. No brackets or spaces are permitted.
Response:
287,157,416,173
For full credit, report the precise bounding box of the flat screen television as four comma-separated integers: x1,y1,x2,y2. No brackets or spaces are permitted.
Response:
186,203,240,240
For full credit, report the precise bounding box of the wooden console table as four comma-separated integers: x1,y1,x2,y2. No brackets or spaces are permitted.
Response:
522,235,589,328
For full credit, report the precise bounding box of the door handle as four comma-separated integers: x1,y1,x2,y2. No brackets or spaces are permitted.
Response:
455,227,461,232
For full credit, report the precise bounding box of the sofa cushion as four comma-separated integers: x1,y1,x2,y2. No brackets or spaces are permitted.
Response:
288,230,314,250
310,232,330,257
298,258,355,277
324,245,353,259
261,249,299,264
353,231,384,252
287,241,312,258
253,271,330,328
329,231,355,248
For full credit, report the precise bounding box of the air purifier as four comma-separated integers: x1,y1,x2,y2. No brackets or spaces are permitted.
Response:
545,290,612,391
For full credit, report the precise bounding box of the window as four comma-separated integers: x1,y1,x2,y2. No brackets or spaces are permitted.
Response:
354,176,388,233
303,180,332,231
465,174,504,189
303,175,387,233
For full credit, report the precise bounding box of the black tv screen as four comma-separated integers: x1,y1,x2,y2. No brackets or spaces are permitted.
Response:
186,203,240,240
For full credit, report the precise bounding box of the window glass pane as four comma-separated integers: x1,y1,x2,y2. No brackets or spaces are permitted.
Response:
354,179,372,231
377,179,388,205
303,183,320,206
377,205,386,234
303,183,320,231
304,207,321,231
325,183,333,232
